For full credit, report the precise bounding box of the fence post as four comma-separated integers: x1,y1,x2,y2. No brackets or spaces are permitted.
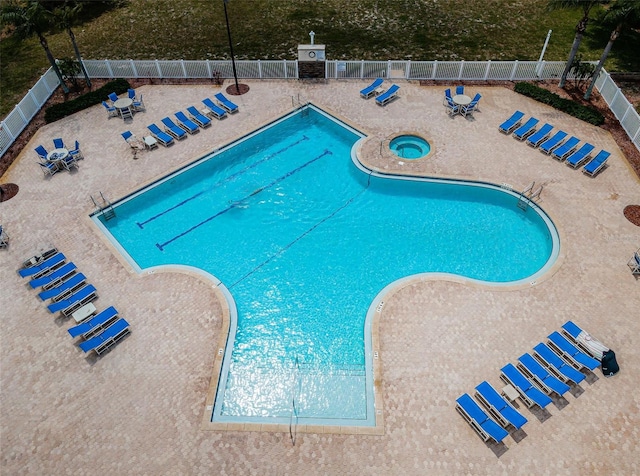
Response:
257,60,262,79
155,60,162,78
458,61,464,80
387,60,391,79
206,59,212,78
180,59,187,78
509,60,518,81
105,59,114,79
432,60,437,80
484,61,491,80
130,59,138,78
406,60,411,80
0,120,15,141
360,60,364,79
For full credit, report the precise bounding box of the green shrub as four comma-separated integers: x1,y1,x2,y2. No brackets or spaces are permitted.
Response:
514,82,605,126
44,78,131,123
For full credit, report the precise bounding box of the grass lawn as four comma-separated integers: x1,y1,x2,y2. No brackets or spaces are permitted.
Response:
2,0,639,118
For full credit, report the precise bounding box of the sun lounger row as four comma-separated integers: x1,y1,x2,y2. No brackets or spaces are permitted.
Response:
146,94,239,147
19,250,130,355
457,320,611,445
359,79,400,106
19,252,98,316
67,306,130,355
498,111,611,176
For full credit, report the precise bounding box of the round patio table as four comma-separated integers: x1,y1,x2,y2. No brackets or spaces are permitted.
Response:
113,97,133,118
452,94,472,106
46,148,69,163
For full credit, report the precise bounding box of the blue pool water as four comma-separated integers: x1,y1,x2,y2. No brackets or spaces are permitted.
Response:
94,105,558,427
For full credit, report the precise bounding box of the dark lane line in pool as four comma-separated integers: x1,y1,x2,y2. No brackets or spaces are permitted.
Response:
136,192,204,229
155,149,332,251
137,136,309,229
228,182,369,290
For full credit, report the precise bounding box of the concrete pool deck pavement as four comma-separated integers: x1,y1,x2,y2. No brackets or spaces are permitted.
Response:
1,80,639,474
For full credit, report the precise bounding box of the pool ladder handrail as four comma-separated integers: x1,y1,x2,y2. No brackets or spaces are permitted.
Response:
90,192,116,220
292,94,310,110
517,181,543,210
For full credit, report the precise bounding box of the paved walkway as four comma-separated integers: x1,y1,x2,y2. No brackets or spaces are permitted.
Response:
1,81,639,474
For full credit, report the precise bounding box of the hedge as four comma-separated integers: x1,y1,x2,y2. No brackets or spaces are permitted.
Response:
44,78,131,123
514,82,605,126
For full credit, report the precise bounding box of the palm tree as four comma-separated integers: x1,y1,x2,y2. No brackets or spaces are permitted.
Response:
584,0,640,99
0,0,69,93
53,0,91,87
547,0,609,89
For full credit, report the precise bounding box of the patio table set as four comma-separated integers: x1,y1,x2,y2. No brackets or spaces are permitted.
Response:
444,86,481,117
102,88,145,120
34,138,83,177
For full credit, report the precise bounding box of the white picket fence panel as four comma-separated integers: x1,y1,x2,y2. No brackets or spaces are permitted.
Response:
2,60,638,158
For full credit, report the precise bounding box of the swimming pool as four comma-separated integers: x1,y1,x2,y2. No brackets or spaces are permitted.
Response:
93,104,559,427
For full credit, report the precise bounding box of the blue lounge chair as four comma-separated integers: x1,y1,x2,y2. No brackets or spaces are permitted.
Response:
517,353,571,396
22,248,58,269
35,145,48,160
525,123,554,147
108,92,119,103
102,101,118,118
376,84,400,106
360,78,384,99
175,111,200,134
147,124,175,147
475,381,528,430
455,393,509,443
533,343,586,384
128,88,136,100
582,150,610,176
202,98,227,119
79,318,130,355
561,320,610,360
498,111,525,134
500,363,553,409
461,93,482,117
443,88,453,106
69,140,83,160
512,117,539,141
214,92,239,113
121,130,135,143
551,136,580,161
445,97,460,116
18,252,66,278
38,273,86,301
161,117,188,140
455,85,464,95
186,106,212,128
53,138,65,149
539,131,567,154
68,306,119,339
547,331,600,371
29,262,77,289
132,94,145,112
38,161,59,177
47,284,97,316
565,143,595,168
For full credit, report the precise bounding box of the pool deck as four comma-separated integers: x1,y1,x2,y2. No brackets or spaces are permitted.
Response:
1,80,639,474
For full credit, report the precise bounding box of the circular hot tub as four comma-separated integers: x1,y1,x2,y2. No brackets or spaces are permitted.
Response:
389,135,431,159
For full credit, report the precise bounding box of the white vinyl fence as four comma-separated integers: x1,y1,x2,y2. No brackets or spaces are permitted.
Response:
1,60,639,159
594,69,640,152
